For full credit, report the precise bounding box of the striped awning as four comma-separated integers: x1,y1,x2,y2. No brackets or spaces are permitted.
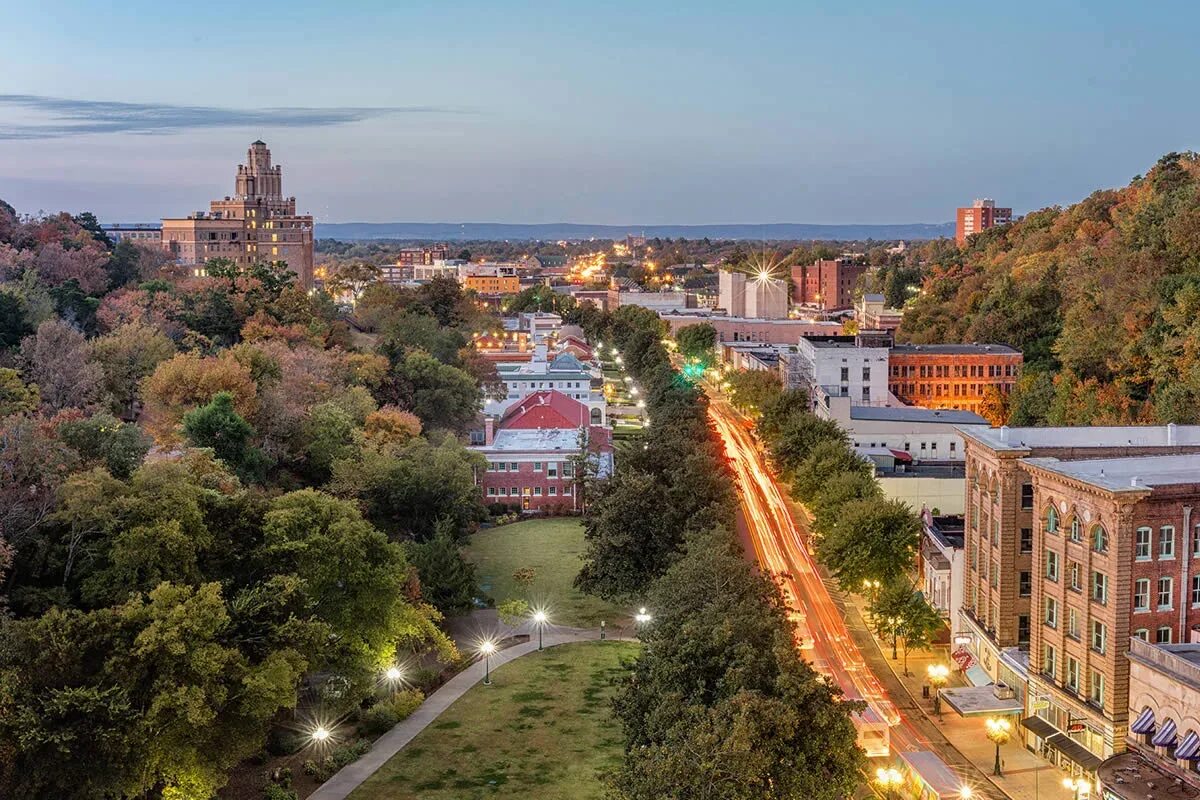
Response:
1153,718,1178,748
1178,731,1200,760
1131,706,1156,735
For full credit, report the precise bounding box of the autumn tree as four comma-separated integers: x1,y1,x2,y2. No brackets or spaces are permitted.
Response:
18,319,103,411
90,323,176,419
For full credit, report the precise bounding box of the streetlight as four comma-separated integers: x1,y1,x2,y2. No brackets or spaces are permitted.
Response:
985,716,1012,776
311,726,331,743
634,607,652,625
874,766,903,799
384,665,403,683
480,640,497,686
1062,776,1090,800
959,787,973,800
927,664,950,716
532,609,548,651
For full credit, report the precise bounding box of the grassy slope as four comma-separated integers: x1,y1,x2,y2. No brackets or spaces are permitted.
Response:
465,518,628,629
348,641,638,800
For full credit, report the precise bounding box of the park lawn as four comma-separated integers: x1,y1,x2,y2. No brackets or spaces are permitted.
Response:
465,518,628,629
348,641,638,800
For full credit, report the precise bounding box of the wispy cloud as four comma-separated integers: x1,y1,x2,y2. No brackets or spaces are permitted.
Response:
0,95,466,140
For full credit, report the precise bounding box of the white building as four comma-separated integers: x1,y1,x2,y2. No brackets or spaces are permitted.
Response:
486,352,605,424
101,223,162,244
718,269,788,319
797,335,891,406
819,398,990,463
517,312,562,343
920,511,966,637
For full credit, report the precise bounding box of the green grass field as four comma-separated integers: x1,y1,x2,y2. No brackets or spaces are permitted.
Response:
348,641,638,800
465,518,628,629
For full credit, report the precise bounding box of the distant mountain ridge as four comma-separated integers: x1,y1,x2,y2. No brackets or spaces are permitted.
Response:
315,221,955,242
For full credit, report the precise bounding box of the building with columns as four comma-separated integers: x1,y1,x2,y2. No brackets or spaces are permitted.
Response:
161,141,315,288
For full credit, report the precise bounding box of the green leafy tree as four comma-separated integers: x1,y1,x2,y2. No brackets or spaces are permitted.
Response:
763,411,847,481
675,322,717,367
789,439,872,503
57,412,152,479
725,369,783,416
816,498,920,591
808,469,882,540
90,323,176,420
301,401,358,480
0,290,31,349
407,520,479,616
868,579,944,676
182,391,267,479
0,367,39,417
383,350,482,433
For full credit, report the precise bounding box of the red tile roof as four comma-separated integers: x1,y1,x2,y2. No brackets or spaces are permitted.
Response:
498,390,592,430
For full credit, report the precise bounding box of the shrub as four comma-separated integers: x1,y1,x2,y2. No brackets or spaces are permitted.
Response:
302,739,372,782
263,785,298,800
265,728,309,757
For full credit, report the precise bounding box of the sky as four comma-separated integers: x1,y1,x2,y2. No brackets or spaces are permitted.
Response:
0,0,1196,225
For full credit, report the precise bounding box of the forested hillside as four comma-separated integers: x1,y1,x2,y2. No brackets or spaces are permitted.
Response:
900,152,1200,426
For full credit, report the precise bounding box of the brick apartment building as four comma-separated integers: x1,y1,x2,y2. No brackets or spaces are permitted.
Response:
161,141,314,288
956,199,1012,244
464,274,519,294
790,257,868,310
475,391,612,512
957,425,1200,775
889,343,1022,418
395,245,451,266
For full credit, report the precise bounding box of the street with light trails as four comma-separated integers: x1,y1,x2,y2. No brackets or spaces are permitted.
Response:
705,388,1008,800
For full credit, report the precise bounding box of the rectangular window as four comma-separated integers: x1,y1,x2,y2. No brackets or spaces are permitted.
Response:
1161,526,1176,559
1157,626,1173,644
840,367,849,382
533,461,542,472
1136,527,1152,560
1069,562,1081,592
1043,644,1057,678
1192,575,1200,607
1017,615,1030,644
1066,657,1079,692
533,487,542,496
1067,607,1079,640
1158,576,1174,610
1091,571,1108,604
1045,551,1059,582
509,462,519,472
1090,670,1105,706
487,487,496,496
1019,571,1031,597
511,486,518,495
1091,620,1107,654
1193,523,1200,557
1134,578,1151,611
1020,528,1033,554
1020,484,1034,510
548,486,557,496
1044,597,1058,628
1070,518,1082,543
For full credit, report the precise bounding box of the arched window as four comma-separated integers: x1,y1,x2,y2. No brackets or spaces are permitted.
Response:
589,407,602,425
1092,525,1109,554
1070,517,1082,543
1046,506,1059,534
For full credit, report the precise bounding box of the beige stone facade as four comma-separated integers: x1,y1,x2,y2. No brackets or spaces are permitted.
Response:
161,141,314,288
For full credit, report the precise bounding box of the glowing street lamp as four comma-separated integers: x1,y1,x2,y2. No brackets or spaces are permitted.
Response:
874,766,903,800
985,716,1012,776
311,726,331,744
634,607,652,625
959,787,973,800
532,609,549,651
636,400,645,409
480,640,497,686
927,664,950,716
384,665,403,683
1062,776,1090,800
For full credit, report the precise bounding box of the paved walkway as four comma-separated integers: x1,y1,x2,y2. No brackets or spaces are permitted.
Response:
307,627,630,800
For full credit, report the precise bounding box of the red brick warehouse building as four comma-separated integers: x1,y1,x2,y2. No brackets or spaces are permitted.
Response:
888,343,1022,419
790,258,868,311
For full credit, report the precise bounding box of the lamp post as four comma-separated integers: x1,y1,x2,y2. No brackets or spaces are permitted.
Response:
480,640,496,686
532,609,548,651
985,716,1012,776
888,616,900,660
873,766,903,800
927,664,950,716
959,787,973,800
634,607,652,629
1062,776,1090,800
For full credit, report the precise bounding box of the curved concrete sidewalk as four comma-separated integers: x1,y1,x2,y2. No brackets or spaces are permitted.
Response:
308,627,632,800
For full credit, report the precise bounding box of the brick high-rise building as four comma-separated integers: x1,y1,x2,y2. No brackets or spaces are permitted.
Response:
888,343,1022,418
790,258,867,310
161,141,314,288
955,199,1012,244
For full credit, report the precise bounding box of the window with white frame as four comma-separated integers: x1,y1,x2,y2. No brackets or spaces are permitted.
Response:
1158,576,1174,610
1160,525,1176,559
1045,597,1058,628
1046,507,1059,534
1136,527,1152,560
1070,517,1082,542
1090,670,1105,706
1046,551,1059,581
1066,657,1080,692
1157,626,1173,644
1134,578,1151,611
1091,571,1108,604
1192,575,1200,607
1092,525,1108,554
1134,628,1150,641
1091,620,1107,653
1067,607,1079,639
1043,644,1057,677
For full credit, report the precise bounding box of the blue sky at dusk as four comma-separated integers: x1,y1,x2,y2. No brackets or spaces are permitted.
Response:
0,0,1195,224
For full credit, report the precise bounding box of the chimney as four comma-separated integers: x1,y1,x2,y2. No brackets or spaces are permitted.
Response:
484,417,495,446
1168,422,1178,446
1131,476,1142,487
999,425,1009,443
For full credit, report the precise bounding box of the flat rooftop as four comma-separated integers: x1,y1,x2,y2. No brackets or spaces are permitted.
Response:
890,343,1019,355
1023,453,1200,492
483,429,582,452
959,424,1200,452
850,406,988,425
